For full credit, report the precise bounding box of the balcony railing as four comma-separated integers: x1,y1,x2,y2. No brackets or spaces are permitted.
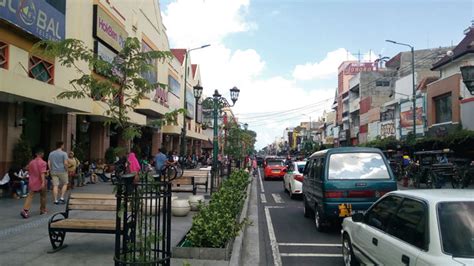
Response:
349,98,360,113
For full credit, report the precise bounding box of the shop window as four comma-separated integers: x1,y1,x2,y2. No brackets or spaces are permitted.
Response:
0,41,8,69
29,56,54,84
376,80,390,87
434,93,452,123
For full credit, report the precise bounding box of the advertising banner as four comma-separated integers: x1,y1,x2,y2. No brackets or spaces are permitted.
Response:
343,62,375,75
93,5,127,52
400,97,424,136
0,0,65,40
380,121,396,138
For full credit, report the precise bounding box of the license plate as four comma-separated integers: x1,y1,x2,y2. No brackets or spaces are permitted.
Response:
338,203,352,217
272,170,280,173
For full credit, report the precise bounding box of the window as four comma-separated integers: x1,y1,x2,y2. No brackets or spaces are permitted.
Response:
386,198,428,250
28,56,54,84
0,41,8,69
168,75,181,96
365,195,402,231
434,93,452,123
142,40,157,85
437,201,474,257
328,152,390,180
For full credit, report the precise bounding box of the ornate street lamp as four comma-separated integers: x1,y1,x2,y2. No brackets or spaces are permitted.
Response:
243,123,248,131
460,65,474,95
194,86,239,194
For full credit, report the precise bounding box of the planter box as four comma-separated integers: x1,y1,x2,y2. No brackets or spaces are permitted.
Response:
172,237,233,260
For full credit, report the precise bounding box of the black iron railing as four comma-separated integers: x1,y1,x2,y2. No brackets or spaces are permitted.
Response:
114,174,172,265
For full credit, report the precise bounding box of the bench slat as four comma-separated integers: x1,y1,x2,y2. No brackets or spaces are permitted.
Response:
51,219,116,230
68,204,116,211
70,193,115,200
69,199,116,206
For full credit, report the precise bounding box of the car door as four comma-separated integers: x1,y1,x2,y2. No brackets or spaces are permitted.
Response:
303,159,315,206
351,195,403,265
313,157,324,207
381,198,427,265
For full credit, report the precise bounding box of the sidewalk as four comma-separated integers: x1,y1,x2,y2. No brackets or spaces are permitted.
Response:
0,181,198,266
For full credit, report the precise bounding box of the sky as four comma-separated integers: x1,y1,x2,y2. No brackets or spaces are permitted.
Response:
160,0,474,150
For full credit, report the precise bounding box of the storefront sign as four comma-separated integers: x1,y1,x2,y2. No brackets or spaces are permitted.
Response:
400,97,424,136
380,121,396,138
93,5,127,52
0,0,65,40
343,62,375,75
153,87,168,107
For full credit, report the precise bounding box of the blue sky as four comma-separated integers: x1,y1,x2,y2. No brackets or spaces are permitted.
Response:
161,0,473,149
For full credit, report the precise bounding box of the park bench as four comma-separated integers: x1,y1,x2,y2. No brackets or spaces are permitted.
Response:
48,193,119,252
171,169,210,194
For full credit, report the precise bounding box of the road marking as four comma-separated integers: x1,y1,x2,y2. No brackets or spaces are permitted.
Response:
264,206,282,266
280,253,343,257
279,243,342,247
267,206,284,209
258,168,264,193
260,193,267,204
272,193,284,204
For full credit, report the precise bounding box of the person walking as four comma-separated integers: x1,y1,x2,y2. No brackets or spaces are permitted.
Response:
66,152,79,189
48,141,69,205
154,148,167,177
21,149,48,218
127,151,141,182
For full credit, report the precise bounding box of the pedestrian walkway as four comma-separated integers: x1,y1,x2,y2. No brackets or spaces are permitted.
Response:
0,181,197,266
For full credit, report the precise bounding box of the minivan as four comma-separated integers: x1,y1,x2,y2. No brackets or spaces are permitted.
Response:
302,147,397,231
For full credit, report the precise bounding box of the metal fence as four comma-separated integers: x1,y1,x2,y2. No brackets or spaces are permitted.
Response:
114,174,172,265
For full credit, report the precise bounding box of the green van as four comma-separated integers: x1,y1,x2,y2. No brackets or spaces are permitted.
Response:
302,147,397,231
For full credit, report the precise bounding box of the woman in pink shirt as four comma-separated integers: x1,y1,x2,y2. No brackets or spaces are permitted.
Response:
21,150,47,219
127,152,141,182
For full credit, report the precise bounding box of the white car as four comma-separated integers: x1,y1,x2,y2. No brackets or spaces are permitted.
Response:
341,190,474,266
283,161,306,199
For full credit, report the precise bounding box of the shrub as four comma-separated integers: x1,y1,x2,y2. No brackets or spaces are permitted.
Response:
13,135,32,168
187,170,250,248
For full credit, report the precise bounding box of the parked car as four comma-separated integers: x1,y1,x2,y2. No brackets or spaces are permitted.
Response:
341,190,474,266
302,147,397,232
283,161,307,199
263,157,286,180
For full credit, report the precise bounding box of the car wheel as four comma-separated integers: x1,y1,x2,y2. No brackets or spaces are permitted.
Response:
315,206,326,232
342,234,359,266
303,196,314,218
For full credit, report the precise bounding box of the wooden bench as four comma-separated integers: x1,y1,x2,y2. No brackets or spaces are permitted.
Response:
171,169,210,194
48,193,119,252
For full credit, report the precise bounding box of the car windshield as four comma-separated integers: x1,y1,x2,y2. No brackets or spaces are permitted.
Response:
437,201,474,258
267,160,284,166
328,152,390,180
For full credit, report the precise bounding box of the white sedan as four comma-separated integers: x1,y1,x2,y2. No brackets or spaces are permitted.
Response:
283,161,306,199
341,189,474,266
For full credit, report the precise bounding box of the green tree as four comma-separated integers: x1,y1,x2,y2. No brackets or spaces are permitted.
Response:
224,121,256,160
34,37,182,148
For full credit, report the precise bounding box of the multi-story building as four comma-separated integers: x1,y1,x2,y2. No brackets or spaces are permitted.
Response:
427,25,474,136
0,0,209,174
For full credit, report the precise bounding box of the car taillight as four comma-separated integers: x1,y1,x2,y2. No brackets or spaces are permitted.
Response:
294,174,304,182
325,191,345,198
347,190,375,198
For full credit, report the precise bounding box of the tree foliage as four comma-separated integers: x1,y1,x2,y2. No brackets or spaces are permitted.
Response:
33,37,181,144
224,121,256,160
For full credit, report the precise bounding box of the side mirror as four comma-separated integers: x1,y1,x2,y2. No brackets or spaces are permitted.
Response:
351,213,364,223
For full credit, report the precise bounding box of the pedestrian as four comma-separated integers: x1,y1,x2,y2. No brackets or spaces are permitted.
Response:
252,157,258,176
95,159,108,182
21,149,48,218
48,141,69,205
127,151,141,182
66,152,79,189
154,148,167,177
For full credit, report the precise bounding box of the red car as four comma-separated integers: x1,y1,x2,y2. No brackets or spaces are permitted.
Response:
263,158,287,180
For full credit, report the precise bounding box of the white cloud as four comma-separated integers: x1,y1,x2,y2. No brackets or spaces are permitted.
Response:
292,49,379,81
162,1,341,150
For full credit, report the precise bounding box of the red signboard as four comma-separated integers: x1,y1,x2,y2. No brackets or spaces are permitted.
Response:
343,62,375,75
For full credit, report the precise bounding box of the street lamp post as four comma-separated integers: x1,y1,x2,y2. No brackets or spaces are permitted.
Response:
386,39,416,137
180,44,210,158
193,86,240,194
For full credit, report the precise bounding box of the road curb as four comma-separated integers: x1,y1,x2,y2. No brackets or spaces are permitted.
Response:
229,175,254,265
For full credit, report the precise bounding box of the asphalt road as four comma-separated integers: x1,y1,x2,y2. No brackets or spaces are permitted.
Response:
257,168,344,266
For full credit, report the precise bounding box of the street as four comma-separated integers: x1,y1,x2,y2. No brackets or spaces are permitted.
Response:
257,169,344,266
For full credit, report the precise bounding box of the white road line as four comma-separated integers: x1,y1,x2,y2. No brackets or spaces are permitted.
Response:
280,253,343,257
267,206,284,209
258,168,264,193
272,193,284,204
264,206,282,266
279,243,342,247
260,193,267,204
